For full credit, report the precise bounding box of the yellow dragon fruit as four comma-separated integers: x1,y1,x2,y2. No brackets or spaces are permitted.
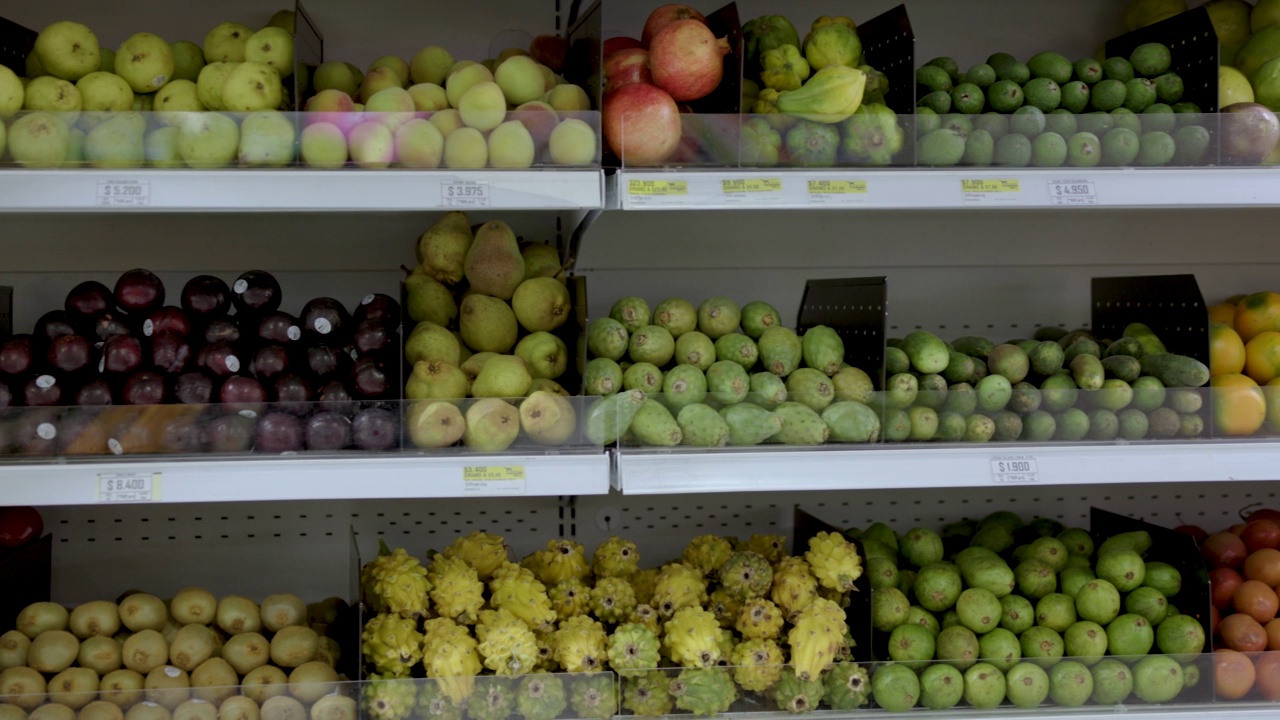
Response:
428,555,485,625
532,540,591,586
804,531,863,592
475,608,539,675
360,541,431,619
591,536,640,579
548,579,591,621
662,607,722,668
552,615,608,673
651,563,708,618
682,535,735,578
442,531,510,581
489,562,557,633
771,556,819,620
421,618,482,705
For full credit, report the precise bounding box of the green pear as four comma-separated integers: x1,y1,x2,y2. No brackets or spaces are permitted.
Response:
76,72,134,128
411,46,455,85
8,112,69,167
145,127,182,167
514,332,568,380
417,212,473,285
155,80,204,125
464,221,525,300
463,399,521,452
405,269,458,326
406,400,465,449
314,61,359,96
34,21,100,81
461,352,499,381
196,62,237,111
24,77,82,124
405,322,461,366
0,65,23,117
221,62,283,112
85,112,145,168
178,112,239,168
512,277,571,333
238,111,296,167
471,355,533,399
519,391,577,445
460,295,518,353
245,27,293,78
116,32,174,93
203,22,253,63
170,41,205,82
522,244,563,282
405,360,469,401
530,378,570,396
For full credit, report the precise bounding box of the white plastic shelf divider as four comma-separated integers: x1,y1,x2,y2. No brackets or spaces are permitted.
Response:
615,168,1280,211
0,169,605,212
0,451,610,506
613,440,1280,494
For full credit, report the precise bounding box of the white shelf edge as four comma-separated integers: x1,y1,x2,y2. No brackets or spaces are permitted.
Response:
0,452,611,506
614,440,1280,495
0,169,605,212
615,168,1280,211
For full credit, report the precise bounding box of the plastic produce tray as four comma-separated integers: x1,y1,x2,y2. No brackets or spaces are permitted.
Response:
0,15,34,75
797,276,887,387
858,4,916,116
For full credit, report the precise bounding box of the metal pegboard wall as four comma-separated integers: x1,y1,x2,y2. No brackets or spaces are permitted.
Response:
574,481,1280,566
41,497,567,605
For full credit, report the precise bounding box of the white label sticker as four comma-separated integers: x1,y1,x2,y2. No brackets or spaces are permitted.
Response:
313,318,332,335
234,279,249,294
463,466,527,496
991,456,1039,484
1048,179,1098,206
98,472,160,503
36,423,57,440
362,294,375,305
164,666,180,678
96,180,151,207
225,356,241,373
442,181,491,207
287,326,301,341
36,375,55,389
350,348,359,360
238,410,257,419
143,319,154,337
98,357,105,373
107,438,123,455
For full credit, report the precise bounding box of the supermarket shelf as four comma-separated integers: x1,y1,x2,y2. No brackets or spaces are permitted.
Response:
613,439,1280,494
614,167,1280,211
849,706,1280,719
0,451,611,506
0,169,605,212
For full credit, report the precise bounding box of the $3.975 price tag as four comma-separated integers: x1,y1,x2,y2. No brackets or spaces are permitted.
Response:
1048,179,1098,206
442,181,491,207
98,472,161,503
990,456,1039,484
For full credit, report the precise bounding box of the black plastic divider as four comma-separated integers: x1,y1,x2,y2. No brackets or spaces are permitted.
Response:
0,16,33,75
292,0,325,110
797,277,887,387
566,0,603,111
858,4,916,116
691,3,744,119
794,507,873,663
0,535,51,635
1092,274,1209,365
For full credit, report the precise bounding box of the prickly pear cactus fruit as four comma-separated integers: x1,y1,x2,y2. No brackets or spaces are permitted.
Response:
516,674,568,720
607,623,662,677
624,671,675,717
720,551,775,600
671,668,737,717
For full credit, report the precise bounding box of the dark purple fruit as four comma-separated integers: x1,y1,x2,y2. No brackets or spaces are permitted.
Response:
202,318,241,346
272,373,313,415
219,376,267,415
305,411,351,450
35,310,80,344
351,356,391,399
114,269,165,313
46,335,94,375
24,374,63,406
252,344,290,380
160,418,205,454
305,345,349,381
231,270,282,315
150,334,192,375
206,414,256,453
353,319,398,356
317,381,354,415
65,281,113,318
181,275,232,317
198,340,243,378
255,412,304,453
301,297,351,345
352,408,398,451
144,306,191,338
0,383,13,408
102,335,144,375
93,312,134,342
256,312,301,345
122,371,168,405
75,379,113,406
0,336,33,378
174,371,216,405
354,293,402,329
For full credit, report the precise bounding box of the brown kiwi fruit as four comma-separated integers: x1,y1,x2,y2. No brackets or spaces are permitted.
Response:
123,703,171,720
267,627,317,669
307,695,355,720
312,637,339,668
69,602,121,639
0,704,27,720
47,667,99,709
189,658,237,705
168,626,215,672
28,704,75,720
258,697,304,720
144,667,190,710
239,666,287,706
169,591,217,627
257,596,305,634
79,636,123,675
216,696,259,720
78,700,125,720
219,633,268,676
213,597,260,636
28,630,79,673
286,662,337,704
123,630,169,674
171,700,216,720
0,629,30,668
119,596,168,633
16,603,69,639
0,666,48,710
208,628,226,660
161,624,180,646
99,670,145,708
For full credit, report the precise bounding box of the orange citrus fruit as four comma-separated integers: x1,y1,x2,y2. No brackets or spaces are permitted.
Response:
1247,331,1280,384
1210,303,1238,326
1213,322,1248,377
1213,373,1268,436
1235,292,1280,343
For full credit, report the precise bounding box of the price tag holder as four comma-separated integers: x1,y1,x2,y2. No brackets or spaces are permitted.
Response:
626,179,689,208
721,177,783,204
442,180,491,207
96,180,151,207
961,178,1021,206
463,466,527,496
1048,179,1098,206
98,472,162,503
990,456,1039,484
807,179,869,206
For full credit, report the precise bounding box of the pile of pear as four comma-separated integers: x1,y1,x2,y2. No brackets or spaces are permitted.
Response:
403,212,581,453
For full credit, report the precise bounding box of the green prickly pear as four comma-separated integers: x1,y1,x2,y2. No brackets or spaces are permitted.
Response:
759,326,802,376
773,402,830,445
630,399,683,446
802,325,845,376
720,403,783,446
678,403,731,447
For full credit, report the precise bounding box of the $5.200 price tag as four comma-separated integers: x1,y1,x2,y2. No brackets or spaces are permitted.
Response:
463,466,526,496
1048,179,1098,206
96,181,151,207
990,456,1039,484
98,472,162,503
442,181,491,207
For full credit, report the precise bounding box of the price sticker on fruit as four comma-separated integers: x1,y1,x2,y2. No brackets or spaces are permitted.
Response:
463,466,526,496
98,472,162,503
990,456,1039,484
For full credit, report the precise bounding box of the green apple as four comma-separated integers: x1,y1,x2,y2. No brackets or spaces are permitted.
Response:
429,109,464,137
495,56,547,106
145,126,181,167
116,33,175,93
344,63,365,86
267,10,296,33
239,111,296,167
348,121,395,168
458,81,506,131
245,27,293,79
98,48,116,73
544,84,590,112
8,112,70,167
23,77,82,125
34,21,100,81
25,53,47,79
203,22,253,63
445,63,493,108
178,112,239,167
76,71,134,128
220,62,283,112
65,128,85,164
368,55,410,86
410,46,454,85
196,62,238,111
171,41,205,82
314,61,358,96
548,118,596,165
539,65,559,91
300,122,348,169
85,112,145,168
488,119,535,168
358,66,401,103
0,120,5,158
444,126,488,168
0,65,23,117
394,118,444,168
365,87,415,129
408,83,448,112
155,80,205,125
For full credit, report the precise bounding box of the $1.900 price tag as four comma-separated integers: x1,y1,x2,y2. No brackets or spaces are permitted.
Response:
463,466,526,496
96,181,151,207
990,456,1039,484
1048,179,1098,206
442,181,491,207
98,472,161,503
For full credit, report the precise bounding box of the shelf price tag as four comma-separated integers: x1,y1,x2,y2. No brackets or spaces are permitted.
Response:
990,456,1039,484
961,178,1021,206
721,177,783,204
442,181,491,207
96,180,151,207
626,179,689,207
807,179,869,206
1048,179,1098,206
463,466,527,496
98,472,161,503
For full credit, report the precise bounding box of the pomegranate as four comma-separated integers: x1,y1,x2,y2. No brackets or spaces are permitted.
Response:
1212,567,1244,610
641,4,707,47
603,82,682,166
604,48,653,99
604,36,644,59
1204,531,1249,569
649,20,729,102
1215,649,1256,699
1245,548,1280,586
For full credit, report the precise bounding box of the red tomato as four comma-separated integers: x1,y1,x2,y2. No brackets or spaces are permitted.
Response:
0,507,44,548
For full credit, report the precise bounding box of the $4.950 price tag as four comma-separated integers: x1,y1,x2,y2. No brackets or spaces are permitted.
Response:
98,472,162,503
442,181,491,207
1048,179,1098,206
990,456,1039,484
463,466,526,496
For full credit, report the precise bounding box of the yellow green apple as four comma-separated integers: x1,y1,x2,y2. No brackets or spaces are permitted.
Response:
348,121,395,168
368,55,409,86
8,112,70,167
458,81,506,131
429,108,464,137
245,27,293,78
315,61,358,96
410,46,454,85
171,41,205,82
203,22,253,63
220,62,283,112
445,63,494,108
365,86,415,129
495,56,547,106
85,112,145,168
76,71,134,127
196,61,237,111
488,120,535,168
178,112,239,167
34,21,100,81
116,33,175,92
239,111,296,167
300,122,348,168
548,118,596,165
444,126,488,168
394,118,444,168
24,76,82,125
0,65,24,117
408,83,448,111
145,126,182,167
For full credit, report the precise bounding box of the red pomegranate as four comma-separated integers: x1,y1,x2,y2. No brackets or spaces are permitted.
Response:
641,4,707,47
604,36,643,59
604,48,653,98
649,20,729,102
603,82,682,166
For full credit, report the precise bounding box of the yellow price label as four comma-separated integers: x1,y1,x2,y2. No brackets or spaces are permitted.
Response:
808,180,868,194
463,466,526,482
722,178,782,193
628,179,688,196
961,179,1020,193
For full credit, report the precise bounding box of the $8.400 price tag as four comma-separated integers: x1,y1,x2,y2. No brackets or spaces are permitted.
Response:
442,181,491,207
990,456,1039,484
1048,179,1098,206
98,472,161,503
